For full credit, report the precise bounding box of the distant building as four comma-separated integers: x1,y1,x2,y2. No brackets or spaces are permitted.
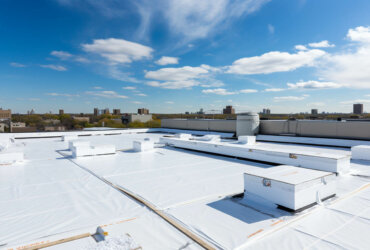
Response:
311,109,318,115
353,104,363,114
0,108,11,120
138,108,149,115
262,108,271,115
185,112,190,115
113,109,121,115
44,126,66,132
223,106,235,115
44,119,61,125
122,114,152,124
11,122,26,128
103,108,110,115
196,108,204,115
0,123,5,132
27,109,35,115
59,109,64,115
94,108,99,116
72,116,90,123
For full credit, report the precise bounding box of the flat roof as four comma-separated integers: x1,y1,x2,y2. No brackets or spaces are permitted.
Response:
0,129,369,249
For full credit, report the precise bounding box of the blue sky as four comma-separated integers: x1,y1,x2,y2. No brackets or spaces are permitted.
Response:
1,0,370,114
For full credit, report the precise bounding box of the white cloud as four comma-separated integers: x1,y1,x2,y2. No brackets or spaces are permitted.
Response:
318,26,370,88
163,0,270,41
202,88,237,95
82,38,153,64
200,81,225,88
40,64,67,71
295,45,308,51
265,88,285,92
340,99,370,104
51,50,72,60
273,94,309,102
166,101,174,104
136,93,147,96
308,40,335,48
240,89,258,93
58,0,269,43
145,65,210,89
287,80,341,89
132,101,143,104
146,80,199,89
28,98,40,101
268,24,274,34
227,49,325,75
85,90,128,99
10,62,26,68
93,86,103,89
46,93,80,97
122,86,136,90
155,56,179,65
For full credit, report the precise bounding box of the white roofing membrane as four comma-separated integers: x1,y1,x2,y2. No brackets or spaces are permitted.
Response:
0,130,369,249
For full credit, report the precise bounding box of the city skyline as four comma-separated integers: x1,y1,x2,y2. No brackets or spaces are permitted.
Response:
2,0,370,114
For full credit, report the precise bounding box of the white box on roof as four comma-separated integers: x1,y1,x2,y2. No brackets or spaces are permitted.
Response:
160,136,350,173
133,140,154,152
244,165,336,211
351,145,370,161
238,136,256,145
68,140,90,150
72,144,116,157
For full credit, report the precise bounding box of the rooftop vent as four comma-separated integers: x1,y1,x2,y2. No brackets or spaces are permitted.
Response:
244,165,336,212
71,144,116,158
238,136,256,145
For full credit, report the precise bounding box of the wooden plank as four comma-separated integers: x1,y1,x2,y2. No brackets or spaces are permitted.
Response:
21,233,91,250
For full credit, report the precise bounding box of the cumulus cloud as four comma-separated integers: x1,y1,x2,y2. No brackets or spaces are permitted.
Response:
85,90,128,99
265,88,285,92
165,101,174,104
46,93,80,97
145,65,210,89
155,56,179,65
202,88,237,95
318,26,370,88
308,40,335,48
240,89,258,93
51,50,73,60
227,49,325,75
40,64,67,71
82,38,153,64
295,45,308,51
273,94,309,102
136,93,147,96
287,80,341,89
122,86,136,90
10,62,26,68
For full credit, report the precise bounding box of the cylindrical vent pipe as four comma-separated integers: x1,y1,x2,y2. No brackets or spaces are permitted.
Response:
236,112,260,136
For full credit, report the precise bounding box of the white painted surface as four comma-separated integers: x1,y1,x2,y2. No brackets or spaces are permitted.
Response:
243,165,336,210
160,137,350,173
257,134,370,147
133,140,154,152
351,145,370,161
238,136,256,145
62,135,78,141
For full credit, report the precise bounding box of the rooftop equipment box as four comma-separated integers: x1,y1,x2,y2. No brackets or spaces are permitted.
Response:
351,145,370,161
133,139,154,152
244,165,336,212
